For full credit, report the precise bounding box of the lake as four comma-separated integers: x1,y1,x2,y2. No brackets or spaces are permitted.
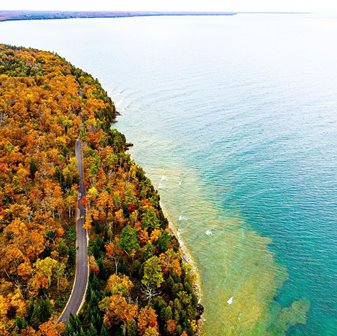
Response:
1,14,337,335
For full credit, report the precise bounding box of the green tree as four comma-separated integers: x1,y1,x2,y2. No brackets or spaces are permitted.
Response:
164,306,173,321
142,256,164,303
29,297,53,328
141,208,160,232
119,225,140,254
142,256,164,289
156,230,170,252
127,319,138,336
100,325,109,336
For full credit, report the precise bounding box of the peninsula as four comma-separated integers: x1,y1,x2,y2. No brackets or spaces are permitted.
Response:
0,44,201,336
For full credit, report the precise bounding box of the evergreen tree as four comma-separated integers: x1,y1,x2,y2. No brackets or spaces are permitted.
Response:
119,225,140,253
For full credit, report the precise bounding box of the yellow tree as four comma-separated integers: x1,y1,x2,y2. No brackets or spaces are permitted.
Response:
29,257,58,292
138,307,158,336
26,230,45,259
17,260,33,279
83,212,93,233
38,320,64,336
89,256,100,276
106,274,133,297
99,294,138,329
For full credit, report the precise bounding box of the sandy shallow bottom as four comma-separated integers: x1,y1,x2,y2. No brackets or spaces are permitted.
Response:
143,164,309,336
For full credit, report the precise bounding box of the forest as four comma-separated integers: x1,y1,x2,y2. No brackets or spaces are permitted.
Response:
0,44,201,335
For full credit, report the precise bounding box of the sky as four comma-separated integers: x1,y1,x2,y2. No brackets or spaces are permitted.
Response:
1,0,337,13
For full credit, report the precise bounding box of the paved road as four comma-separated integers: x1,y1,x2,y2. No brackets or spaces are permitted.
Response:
59,139,88,323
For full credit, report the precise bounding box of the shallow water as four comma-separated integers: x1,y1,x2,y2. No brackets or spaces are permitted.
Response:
1,14,337,335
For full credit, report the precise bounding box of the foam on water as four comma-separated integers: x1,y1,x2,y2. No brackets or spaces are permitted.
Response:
205,229,213,236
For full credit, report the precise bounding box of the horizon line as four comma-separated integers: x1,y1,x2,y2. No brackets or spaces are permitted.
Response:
0,9,312,14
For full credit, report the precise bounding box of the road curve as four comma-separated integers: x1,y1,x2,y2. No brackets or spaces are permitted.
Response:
59,139,89,323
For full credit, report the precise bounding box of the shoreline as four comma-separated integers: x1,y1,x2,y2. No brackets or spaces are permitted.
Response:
117,129,205,332
120,149,205,333
159,201,205,335
121,147,203,299
119,128,205,333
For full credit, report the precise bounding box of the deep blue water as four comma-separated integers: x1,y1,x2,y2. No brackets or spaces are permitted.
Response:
1,14,337,335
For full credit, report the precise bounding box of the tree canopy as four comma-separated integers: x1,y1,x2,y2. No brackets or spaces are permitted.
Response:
0,44,200,336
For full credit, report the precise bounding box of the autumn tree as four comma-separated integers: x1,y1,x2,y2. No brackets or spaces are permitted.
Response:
138,307,158,336
142,256,164,303
106,274,133,297
99,294,138,329
0,44,201,335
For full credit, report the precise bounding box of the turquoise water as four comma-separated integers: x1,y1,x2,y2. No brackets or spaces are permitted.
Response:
2,14,337,335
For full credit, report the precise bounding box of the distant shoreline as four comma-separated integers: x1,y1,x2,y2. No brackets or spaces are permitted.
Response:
0,10,236,22
0,10,310,23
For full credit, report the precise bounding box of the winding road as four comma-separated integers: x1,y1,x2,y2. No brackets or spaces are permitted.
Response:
59,139,89,323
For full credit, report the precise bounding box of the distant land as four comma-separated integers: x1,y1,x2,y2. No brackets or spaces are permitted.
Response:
0,10,238,22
